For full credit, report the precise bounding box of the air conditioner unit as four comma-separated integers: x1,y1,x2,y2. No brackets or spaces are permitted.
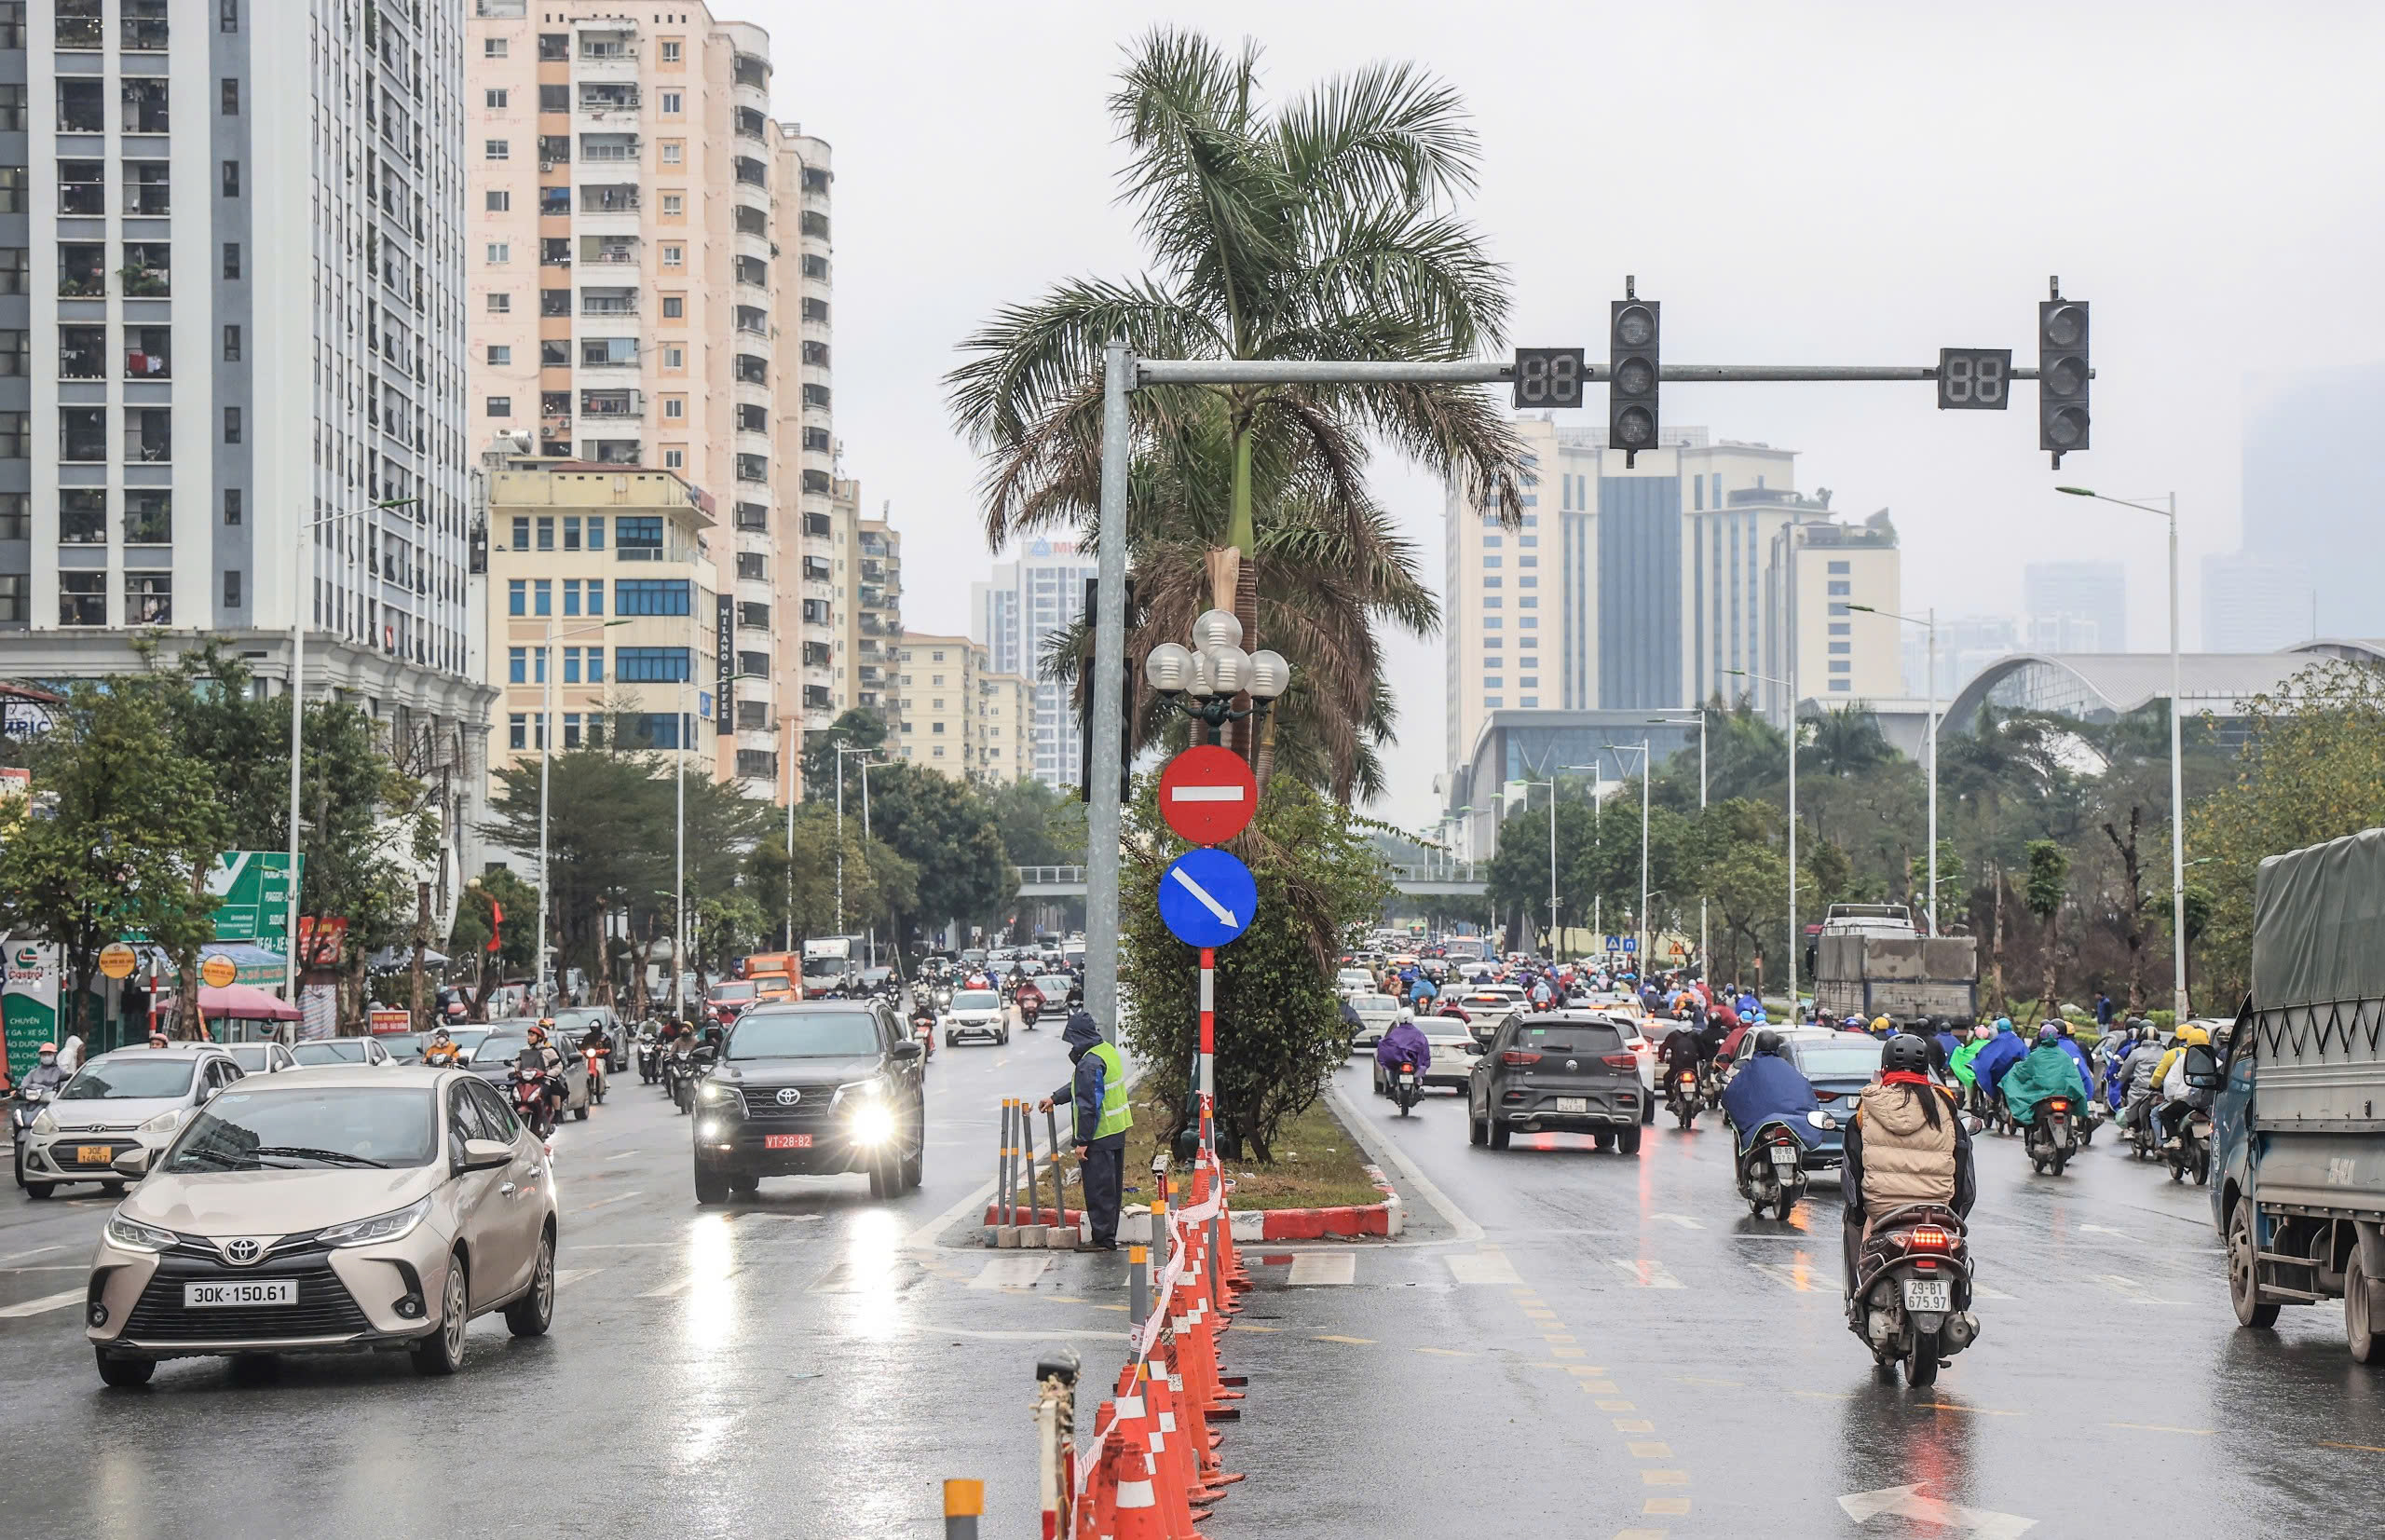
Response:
539,162,554,172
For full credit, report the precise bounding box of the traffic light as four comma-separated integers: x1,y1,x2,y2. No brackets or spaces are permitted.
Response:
2037,279,2089,464
1609,278,1659,468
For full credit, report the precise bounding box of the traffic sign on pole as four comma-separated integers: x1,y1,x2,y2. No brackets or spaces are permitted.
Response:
1157,744,1257,845
1157,849,1256,948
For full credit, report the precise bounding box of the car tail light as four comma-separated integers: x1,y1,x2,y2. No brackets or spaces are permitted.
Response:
1501,1050,1541,1067
1907,1226,1952,1251
1601,1053,1637,1072
1814,1089,1840,1102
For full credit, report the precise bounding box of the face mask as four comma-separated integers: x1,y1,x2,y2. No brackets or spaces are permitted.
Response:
37,1055,55,1067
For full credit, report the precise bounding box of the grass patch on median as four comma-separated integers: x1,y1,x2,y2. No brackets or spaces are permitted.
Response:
1121,1089,1383,1212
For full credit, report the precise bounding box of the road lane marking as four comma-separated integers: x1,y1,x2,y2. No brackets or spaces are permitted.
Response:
973,1256,1051,1289
1312,1334,1374,1344
571,1242,681,1249
2079,1224,2128,1236
576,1190,644,1213
1838,1483,2037,1538
1576,1380,1620,1393
1543,1332,1576,1343
2108,1422,2213,1436
1643,1498,1692,1516
1676,1375,1742,1387
0,1245,65,1262
2087,1273,2187,1305
1611,1258,1683,1288
1649,1213,1705,1229
1446,1252,1521,1286
605,1151,639,1161
1326,1078,1482,1241
1613,1417,1652,1430
1288,1253,1355,1286
0,1288,84,1318
1415,1346,1471,1357
1628,1442,1672,1458
2321,1441,2385,1454
1748,1261,1819,1292
925,1326,1127,1342
1919,1402,2021,1416
553,1267,603,1290
1642,1469,1688,1486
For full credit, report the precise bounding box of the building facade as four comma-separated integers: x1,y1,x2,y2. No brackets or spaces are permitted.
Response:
1766,509,1902,709
840,481,901,729
894,631,976,774
480,457,716,784
465,1,834,800
2242,364,2385,638
2023,560,2125,653
0,0,492,923
970,538,1095,789
2201,551,2316,653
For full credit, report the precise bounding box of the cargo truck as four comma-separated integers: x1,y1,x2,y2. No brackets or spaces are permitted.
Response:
2206,827,2385,1361
1808,904,1979,1024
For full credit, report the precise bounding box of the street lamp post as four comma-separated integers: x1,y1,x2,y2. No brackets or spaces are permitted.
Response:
1645,713,1710,973
1726,668,1800,1021
286,497,416,1009
1602,743,1653,976
2059,487,2187,1018
535,616,632,1014
1846,604,1940,934
833,743,882,955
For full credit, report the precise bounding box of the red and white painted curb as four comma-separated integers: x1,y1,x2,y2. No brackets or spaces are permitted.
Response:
1224,1162,1402,1242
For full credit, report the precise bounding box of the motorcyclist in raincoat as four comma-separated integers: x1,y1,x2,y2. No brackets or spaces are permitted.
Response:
2149,1023,2213,1148
1949,1027,1987,1094
1721,1030,1819,1155
2001,1024,2094,1128
1969,1017,2026,1095
1376,1016,1432,1096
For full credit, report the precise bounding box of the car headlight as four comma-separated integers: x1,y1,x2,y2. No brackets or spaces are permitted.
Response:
31,1108,55,1135
315,1195,432,1249
105,1213,179,1253
850,1102,897,1145
696,1082,743,1108
833,1079,884,1106
137,1109,187,1138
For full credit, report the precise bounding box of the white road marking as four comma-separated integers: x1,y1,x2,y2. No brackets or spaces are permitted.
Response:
972,1256,1051,1289
1288,1253,1356,1287
2079,1224,2130,1237
1649,1212,1706,1229
1747,1261,1819,1292
1838,1482,2036,1538
1974,1282,2017,1301
1446,1252,1521,1286
570,1242,682,1249
2088,1273,2188,1305
0,1288,85,1319
640,1268,739,1298
0,1245,65,1263
576,1190,644,1213
1612,1259,1683,1289
921,1326,1128,1342
605,1151,639,1161
1325,1078,1483,1242
553,1267,603,1290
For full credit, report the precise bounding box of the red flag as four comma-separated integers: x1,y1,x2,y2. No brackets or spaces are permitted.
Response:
486,899,504,954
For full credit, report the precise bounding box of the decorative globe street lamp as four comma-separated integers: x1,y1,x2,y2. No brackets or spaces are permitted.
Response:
1142,609,1289,749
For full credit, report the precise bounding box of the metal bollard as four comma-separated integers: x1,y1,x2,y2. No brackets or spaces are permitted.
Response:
1150,1153,1172,1273
1129,1243,1150,1338
1019,1105,1045,1247
942,1479,982,1540
1043,1102,1073,1247
995,1100,1018,1248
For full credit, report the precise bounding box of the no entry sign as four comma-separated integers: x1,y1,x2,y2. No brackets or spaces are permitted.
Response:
1158,744,1257,845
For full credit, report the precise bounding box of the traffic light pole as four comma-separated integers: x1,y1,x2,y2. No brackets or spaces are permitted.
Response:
1081,345,2078,1047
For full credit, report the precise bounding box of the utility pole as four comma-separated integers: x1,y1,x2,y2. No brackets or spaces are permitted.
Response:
411,880,429,1030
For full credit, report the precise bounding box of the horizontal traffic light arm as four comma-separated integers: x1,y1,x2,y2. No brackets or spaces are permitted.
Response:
1129,359,2083,388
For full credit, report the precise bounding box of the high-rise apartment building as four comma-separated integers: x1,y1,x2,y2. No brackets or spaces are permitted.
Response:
466,1,834,799
0,0,492,917
893,632,1029,784
1767,510,1902,707
2242,363,2385,637
2024,561,2125,653
842,485,901,728
2202,551,2316,653
970,538,1096,789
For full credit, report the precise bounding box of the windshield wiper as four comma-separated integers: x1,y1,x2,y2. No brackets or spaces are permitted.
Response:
170,1147,261,1170
243,1145,391,1168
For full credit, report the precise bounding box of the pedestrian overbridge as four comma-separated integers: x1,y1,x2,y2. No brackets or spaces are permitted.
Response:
1013,863,1486,899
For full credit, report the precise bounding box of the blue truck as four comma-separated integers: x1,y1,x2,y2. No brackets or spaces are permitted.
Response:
2206,827,2385,1362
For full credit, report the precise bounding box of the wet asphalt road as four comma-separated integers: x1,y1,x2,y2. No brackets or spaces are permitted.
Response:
6,1043,2384,1538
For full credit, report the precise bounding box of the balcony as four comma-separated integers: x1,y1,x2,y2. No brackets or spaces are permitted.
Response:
802,558,832,583
580,134,640,163
579,85,641,115
733,157,768,189
734,106,768,143
579,185,641,215
579,389,642,420
733,305,770,337
579,288,638,317
580,236,639,266
801,211,831,242
733,54,770,92
55,5,101,50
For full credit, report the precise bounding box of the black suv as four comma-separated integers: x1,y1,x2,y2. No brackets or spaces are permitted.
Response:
1467,1011,1643,1153
689,1000,926,1204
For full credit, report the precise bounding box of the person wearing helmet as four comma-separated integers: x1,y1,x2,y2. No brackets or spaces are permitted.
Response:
2150,1023,2213,1151
517,1022,568,1122
2002,1023,2094,1133
1840,1032,1975,1297
423,1027,461,1068
1721,1027,1819,1158
17,1042,68,1099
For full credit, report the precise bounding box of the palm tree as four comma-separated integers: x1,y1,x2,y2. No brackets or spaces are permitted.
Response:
947,28,1523,793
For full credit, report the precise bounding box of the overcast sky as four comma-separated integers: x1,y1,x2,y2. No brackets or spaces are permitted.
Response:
756,0,2385,835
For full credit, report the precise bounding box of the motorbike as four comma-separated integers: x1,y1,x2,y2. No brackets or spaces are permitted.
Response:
1735,1119,1809,1219
1393,1061,1422,1117
510,1067,558,1140
2167,1105,2213,1186
2023,1097,2078,1176
911,1012,937,1059
582,1046,606,1105
662,1043,697,1114
1847,1203,1981,1388
11,1084,55,1189
1666,1066,1703,1130
1019,998,1042,1032
2121,1093,2161,1161
636,1031,661,1085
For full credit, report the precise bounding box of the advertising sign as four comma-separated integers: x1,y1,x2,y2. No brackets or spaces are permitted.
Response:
3,940,61,1081
206,852,302,947
99,941,137,980
200,955,238,989
716,593,735,735
368,1007,412,1035
294,915,348,969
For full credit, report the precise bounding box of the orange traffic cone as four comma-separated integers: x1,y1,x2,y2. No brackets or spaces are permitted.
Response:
1076,1418,1118,1540
1144,1366,1224,1506
1109,1422,1173,1540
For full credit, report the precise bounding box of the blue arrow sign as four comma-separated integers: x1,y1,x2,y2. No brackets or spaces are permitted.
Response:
1158,849,1256,948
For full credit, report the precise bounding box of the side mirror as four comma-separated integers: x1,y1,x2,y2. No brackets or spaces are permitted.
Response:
111,1146,154,1179
461,1138,513,1171
891,1039,923,1061
2183,1044,2221,1091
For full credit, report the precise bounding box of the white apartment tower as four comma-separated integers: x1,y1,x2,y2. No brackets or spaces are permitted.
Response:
465,1,834,799
970,538,1096,789
0,0,493,916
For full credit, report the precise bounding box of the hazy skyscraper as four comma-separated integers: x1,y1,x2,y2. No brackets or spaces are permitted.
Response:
2024,562,2126,652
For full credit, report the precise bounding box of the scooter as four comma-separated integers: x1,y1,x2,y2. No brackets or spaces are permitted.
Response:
2024,1097,2078,1176
1393,1061,1422,1117
1666,1067,1703,1130
1019,997,1042,1031
661,1043,697,1114
2167,1106,2213,1186
11,1084,55,1190
635,1031,661,1085
1847,1203,1981,1388
1735,1118,1809,1220
583,1046,607,1106
911,1012,937,1060
510,1067,558,1140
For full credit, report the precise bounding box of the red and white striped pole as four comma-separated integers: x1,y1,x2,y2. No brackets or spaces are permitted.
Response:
1198,947,1216,1158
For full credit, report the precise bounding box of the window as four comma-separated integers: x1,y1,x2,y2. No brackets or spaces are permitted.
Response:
219,0,237,30
586,518,605,552
509,715,526,750
537,32,567,60
125,408,170,463
484,140,510,161
223,325,241,362
508,579,525,617
222,242,240,279
664,397,686,422
0,575,23,622
1828,660,1852,674
57,78,102,131
0,167,21,215
615,515,662,554
221,78,239,116
1827,560,1850,575
663,345,685,370
60,408,105,462
0,249,23,294
222,407,240,445
1827,621,1850,636
484,37,508,58
59,488,105,542
486,397,511,419
661,143,682,167
59,572,106,626
616,647,691,683
224,489,241,525
508,517,529,551
661,40,682,62
0,329,21,378
661,90,683,116
615,579,690,616
484,189,511,213
560,578,581,617
221,160,239,197
661,296,684,320
486,242,511,265
533,579,551,617
535,516,553,551
661,448,684,470
484,89,509,110
217,568,240,609
1829,679,1852,692
585,648,605,683
0,85,24,133
661,243,683,268
486,345,511,367
486,293,511,314
57,160,102,215
125,570,170,624
661,193,683,217
1828,641,1851,655
1826,580,1851,596
0,493,22,539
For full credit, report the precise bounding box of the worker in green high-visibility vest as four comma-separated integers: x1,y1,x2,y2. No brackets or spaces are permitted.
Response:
1038,1010,1132,1250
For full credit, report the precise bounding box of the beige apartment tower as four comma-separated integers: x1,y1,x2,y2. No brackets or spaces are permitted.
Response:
894,634,1031,784
467,2,835,800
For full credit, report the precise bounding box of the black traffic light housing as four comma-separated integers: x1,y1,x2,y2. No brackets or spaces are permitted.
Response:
2038,277,2090,467
1610,277,1659,468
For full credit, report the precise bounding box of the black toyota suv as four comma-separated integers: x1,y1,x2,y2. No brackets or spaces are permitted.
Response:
688,1000,926,1204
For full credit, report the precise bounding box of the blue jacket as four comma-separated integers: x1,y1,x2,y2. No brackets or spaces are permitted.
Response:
2057,1035,2092,1084
1971,1028,2027,1092
1722,1053,1819,1153
1377,1020,1431,1074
